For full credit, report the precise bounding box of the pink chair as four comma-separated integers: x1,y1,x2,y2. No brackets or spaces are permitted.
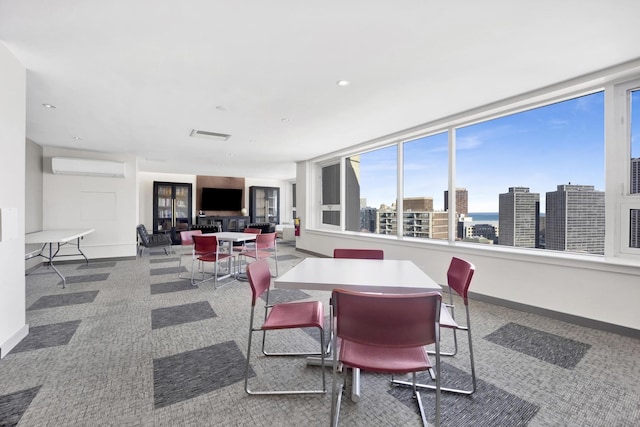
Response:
244,259,326,395
392,256,477,395
333,248,384,260
240,232,279,276
330,289,441,426
191,235,233,288
177,229,202,279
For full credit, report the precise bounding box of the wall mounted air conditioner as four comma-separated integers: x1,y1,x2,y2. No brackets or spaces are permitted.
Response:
51,157,126,178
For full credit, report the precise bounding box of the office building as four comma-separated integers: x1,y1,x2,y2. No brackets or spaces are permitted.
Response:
404,197,434,212
498,187,540,248
359,206,377,233
545,184,605,255
378,209,448,239
444,188,469,216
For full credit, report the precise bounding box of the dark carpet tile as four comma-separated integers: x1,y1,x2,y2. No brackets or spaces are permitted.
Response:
388,362,539,427
153,341,254,409
11,320,81,353
149,257,179,264
62,273,110,284
261,288,310,304
151,301,216,330
76,261,117,270
27,290,99,311
0,386,41,427
484,322,591,369
277,254,300,261
150,280,197,295
150,266,186,276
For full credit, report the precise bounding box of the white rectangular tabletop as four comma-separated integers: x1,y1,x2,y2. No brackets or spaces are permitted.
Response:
275,258,441,294
209,232,258,242
25,228,95,244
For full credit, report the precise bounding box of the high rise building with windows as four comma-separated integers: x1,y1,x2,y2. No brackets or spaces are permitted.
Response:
498,187,540,248
545,184,605,254
444,188,468,216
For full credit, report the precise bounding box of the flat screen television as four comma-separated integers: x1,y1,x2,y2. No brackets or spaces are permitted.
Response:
201,187,243,211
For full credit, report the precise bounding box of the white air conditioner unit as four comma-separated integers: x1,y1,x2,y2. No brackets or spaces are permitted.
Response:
51,157,126,178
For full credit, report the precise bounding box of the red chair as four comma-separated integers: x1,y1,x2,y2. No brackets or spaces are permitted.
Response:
177,229,202,279
244,259,326,395
330,289,441,427
233,227,262,252
333,248,384,260
392,256,477,395
240,232,279,276
190,235,233,288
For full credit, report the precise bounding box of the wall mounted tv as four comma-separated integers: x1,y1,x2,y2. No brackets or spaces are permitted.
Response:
201,187,243,211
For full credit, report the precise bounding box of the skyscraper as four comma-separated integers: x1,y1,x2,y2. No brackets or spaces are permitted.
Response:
545,184,605,254
444,188,468,216
498,187,539,248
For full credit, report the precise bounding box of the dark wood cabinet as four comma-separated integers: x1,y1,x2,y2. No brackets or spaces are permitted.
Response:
197,215,250,232
249,186,280,224
153,181,192,244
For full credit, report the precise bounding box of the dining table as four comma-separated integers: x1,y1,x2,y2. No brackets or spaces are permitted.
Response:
275,257,442,402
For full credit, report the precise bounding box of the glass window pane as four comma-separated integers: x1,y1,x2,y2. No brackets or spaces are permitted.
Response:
630,209,640,248
456,92,605,254
346,146,397,233
402,132,449,240
630,89,640,194
321,164,340,226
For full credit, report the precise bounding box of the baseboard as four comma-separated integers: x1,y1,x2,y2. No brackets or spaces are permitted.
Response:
464,289,640,339
0,323,29,359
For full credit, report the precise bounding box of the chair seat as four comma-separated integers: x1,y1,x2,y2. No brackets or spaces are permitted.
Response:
263,301,324,330
198,252,232,262
340,339,432,374
439,303,460,329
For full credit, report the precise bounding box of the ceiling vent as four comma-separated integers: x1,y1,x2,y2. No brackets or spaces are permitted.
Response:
190,129,231,141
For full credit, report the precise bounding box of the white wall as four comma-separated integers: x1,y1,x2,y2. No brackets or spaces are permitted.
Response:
25,139,43,270
295,162,640,333
42,147,139,259
0,43,28,358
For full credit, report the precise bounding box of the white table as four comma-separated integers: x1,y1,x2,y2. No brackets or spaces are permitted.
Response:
275,257,441,401
204,232,258,281
25,228,95,288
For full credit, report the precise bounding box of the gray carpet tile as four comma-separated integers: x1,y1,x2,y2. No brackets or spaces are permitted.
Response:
76,261,117,270
261,288,311,304
11,320,81,353
27,290,99,311
153,341,255,409
150,266,187,276
61,273,110,284
388,362,539,426
484,322,592,369
151,301,216,330
277,254,300,261
149,257,179,264
0,386,41,427
150,280,197,295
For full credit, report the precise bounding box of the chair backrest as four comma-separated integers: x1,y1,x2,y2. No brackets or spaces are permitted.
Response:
136,224,150,245
192,235,220,254
332,289,441,348
179,229,202,246
447,257,475,304
243,227,263,235
246,259,272,306
333,248,384,260
255,232,277,250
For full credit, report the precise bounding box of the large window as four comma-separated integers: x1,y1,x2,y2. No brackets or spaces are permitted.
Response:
457,92,605,254
321,163,340,226
626,87,640,248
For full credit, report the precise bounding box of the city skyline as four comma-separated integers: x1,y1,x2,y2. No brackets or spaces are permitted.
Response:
357,91,637,212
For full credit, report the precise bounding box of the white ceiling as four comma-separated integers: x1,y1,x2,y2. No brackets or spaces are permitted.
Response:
2,0,640,180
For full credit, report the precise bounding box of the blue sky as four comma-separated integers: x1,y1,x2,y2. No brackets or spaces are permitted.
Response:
358,91,623,212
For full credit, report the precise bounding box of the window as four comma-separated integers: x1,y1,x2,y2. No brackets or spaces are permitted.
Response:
321,163,340,226
456,92,605,254
402,132,449,240
345,146,397,233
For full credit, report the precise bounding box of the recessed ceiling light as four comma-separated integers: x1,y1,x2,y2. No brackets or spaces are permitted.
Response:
249,140,256,144
74,136,83,141
281,117,289,122
43,103,56,108
336,80,351,87
215,105,229,111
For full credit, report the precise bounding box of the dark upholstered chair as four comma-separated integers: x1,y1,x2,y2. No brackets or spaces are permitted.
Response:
136,224,172,257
